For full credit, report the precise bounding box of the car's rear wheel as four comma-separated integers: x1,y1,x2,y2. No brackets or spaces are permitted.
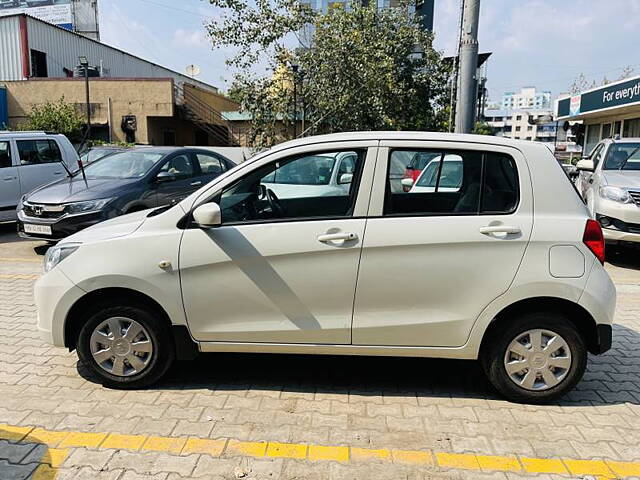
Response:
77,304,175,389
482,312,587,404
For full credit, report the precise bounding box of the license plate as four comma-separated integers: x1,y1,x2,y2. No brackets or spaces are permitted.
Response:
24,224,52,236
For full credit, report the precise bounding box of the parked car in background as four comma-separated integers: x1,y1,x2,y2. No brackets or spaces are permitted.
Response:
35,132,614,403
0,131,79,223
79,146,129,166
577,137,640,245
402,151,442,191
401,155,463,193
17,147,235,240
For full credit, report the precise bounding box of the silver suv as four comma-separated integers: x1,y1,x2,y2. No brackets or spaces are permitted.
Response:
0,132,79,223
576,137,640,244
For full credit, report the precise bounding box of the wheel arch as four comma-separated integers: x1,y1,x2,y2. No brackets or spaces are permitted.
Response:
479,296,600,357
64,287,198,360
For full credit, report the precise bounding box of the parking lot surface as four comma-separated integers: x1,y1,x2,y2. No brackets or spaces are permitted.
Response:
1,224,640,479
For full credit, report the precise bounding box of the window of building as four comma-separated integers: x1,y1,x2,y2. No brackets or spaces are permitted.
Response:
585,124,602,155
516,115,522,121
384,150,519,216
602,123,612,139
0,141,11,169
30,50,48,78
219,150,365,223
623,118,640,138
527,126,533,131
17,140,62,165
515,126,521,132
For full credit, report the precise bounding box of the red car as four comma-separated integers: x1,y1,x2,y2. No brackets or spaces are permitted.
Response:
402,151,441,191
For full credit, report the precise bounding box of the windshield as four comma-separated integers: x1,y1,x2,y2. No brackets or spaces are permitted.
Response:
416,159,463,188
80,151,165,179
80,148,121,165
603,143,640,171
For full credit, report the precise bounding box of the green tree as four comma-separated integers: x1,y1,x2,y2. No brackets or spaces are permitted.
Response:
19,96,84,143
207,0,450,148
473,121,493,135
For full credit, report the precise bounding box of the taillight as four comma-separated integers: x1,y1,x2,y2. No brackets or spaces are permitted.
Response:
583,219,605,265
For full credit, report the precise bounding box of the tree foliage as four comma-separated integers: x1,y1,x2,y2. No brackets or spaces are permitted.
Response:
18,96,84,143
473,121,493,135
207,0,451,148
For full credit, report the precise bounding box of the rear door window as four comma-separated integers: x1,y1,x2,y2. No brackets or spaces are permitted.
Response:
17,139,63,166
385,149,519,216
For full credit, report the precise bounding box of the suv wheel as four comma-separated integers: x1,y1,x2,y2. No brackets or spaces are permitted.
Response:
77,304,175,389
482,312,587,404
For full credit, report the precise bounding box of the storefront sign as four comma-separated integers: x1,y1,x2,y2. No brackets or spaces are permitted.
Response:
557,76,640,119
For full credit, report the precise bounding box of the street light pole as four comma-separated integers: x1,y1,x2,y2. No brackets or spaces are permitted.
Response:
292,63,299,140
454,0,481,134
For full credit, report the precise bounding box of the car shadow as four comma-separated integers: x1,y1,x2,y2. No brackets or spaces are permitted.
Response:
0,428,60,478
607,244,640,270
76,323,639,407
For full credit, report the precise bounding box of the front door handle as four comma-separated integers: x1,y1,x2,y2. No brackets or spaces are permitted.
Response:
190,181,202,186
479,225,521,235
317,232,358,243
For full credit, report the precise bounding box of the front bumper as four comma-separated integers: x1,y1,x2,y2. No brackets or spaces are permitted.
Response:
17,209,108,241
35,266,85,347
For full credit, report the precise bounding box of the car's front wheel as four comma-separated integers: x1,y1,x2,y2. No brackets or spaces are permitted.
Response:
482,312,587,404
77,304,175,389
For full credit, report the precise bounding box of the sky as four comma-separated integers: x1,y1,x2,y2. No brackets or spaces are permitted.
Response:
99,0,640,104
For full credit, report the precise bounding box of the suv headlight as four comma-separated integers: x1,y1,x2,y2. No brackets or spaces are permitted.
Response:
44,243,81,273
599,186,632,203
65,198,113,214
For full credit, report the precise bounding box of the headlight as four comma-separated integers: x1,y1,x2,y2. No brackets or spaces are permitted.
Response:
44,243,81,273
599,186,631,203
65,198,112,214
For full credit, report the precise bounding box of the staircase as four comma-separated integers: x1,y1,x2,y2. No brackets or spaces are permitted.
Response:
174,83,240,146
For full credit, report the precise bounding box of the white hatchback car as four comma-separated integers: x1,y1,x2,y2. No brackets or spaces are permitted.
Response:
36,132,616,403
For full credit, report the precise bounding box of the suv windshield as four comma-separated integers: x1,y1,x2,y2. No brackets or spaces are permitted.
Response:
80,151,165,179
603,143,640,170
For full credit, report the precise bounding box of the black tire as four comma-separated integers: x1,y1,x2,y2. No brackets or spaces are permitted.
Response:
481,312,587,404
77,303,175,389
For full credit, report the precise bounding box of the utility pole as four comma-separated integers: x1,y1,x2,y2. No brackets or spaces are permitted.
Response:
454,0,480,134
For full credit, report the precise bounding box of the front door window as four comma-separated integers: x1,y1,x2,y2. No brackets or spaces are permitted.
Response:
219,150,364,223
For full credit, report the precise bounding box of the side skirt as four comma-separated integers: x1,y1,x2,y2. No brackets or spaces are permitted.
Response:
198,341,476,360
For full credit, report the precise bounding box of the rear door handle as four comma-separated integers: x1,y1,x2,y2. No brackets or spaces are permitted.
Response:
318,232,358,243
479,225,521,235
190,181,202,186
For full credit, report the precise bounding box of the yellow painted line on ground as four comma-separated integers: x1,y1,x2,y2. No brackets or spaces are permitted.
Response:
0,423,632,478
0,257,43,264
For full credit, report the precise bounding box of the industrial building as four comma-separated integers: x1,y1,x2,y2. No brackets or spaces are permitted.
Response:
0,14,240,146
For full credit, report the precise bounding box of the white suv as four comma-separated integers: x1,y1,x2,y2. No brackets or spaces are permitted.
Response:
576,137,640,244
35,132,616,403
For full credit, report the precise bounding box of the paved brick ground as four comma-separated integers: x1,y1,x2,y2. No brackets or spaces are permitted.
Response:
1,226,640,479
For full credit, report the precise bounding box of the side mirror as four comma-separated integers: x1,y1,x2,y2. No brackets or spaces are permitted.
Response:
193,203,221,228
401,178,414,192
339,173,353,185
157,171,176,183
576,159,594,172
